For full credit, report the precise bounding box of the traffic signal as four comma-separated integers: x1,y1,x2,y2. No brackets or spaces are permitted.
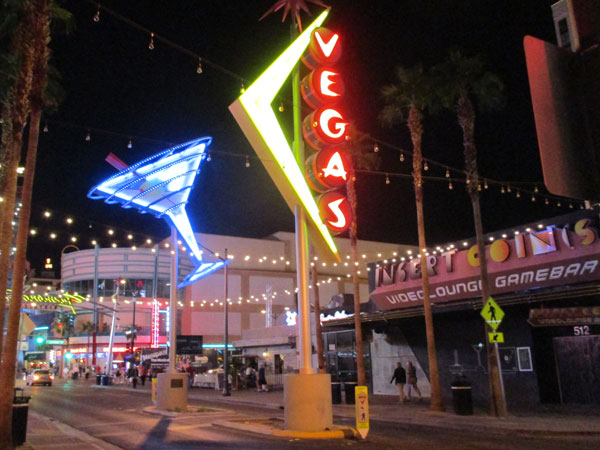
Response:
35,335,45,345
301,27,352,235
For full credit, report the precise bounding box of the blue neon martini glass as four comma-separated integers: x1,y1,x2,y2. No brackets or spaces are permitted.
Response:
88,137,230,287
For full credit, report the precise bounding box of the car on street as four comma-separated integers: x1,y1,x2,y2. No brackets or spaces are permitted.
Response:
26,369,53,386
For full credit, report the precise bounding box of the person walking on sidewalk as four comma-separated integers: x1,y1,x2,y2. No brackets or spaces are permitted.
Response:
257,364,268,392
406,361,422,402
140,366,147,386
131,365,139,389
390,362,406,402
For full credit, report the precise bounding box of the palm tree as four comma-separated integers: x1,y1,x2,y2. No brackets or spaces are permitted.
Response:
78,321,95,361
345,124,379,387
432,50,506,417
379,64,444,411
0,0,36,362
52,313,75,378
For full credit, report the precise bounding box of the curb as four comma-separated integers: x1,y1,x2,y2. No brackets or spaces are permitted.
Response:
213,419,357,440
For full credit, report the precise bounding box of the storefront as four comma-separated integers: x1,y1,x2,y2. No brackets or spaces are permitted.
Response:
358,209,600,408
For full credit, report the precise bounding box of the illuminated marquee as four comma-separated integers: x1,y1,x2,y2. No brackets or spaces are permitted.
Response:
8,289,84,314
88,138,231,288
301,27,352,235
228,11,341,261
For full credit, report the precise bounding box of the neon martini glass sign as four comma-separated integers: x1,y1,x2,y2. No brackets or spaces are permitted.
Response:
88,137,230,288
229,10,340,261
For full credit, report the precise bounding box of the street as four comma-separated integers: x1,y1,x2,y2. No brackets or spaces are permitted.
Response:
19,378,600,449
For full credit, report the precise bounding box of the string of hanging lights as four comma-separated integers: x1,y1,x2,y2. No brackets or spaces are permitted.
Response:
36,117,587,210
73,2,587,209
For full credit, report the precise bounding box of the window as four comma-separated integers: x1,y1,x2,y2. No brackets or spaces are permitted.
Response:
517,347,533,372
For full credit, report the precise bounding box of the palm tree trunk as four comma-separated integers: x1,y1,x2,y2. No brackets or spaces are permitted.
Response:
0,148,21,359
0,2,39,445
458,91,507,417
347,174,366,386
311,265,325,373
408,104,444,411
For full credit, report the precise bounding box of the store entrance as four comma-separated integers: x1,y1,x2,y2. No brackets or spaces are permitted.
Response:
553,335,600,404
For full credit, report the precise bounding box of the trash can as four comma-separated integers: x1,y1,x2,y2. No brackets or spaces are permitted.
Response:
451,377,473,415
344,382,357,404
96,374,102,385
71,372,78,380
12,388,31,446
331,382,342,404
101,375,111,386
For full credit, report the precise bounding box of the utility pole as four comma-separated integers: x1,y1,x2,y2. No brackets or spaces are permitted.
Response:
223,249,231,396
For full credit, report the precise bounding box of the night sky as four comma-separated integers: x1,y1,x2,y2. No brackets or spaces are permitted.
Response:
26,0,565,273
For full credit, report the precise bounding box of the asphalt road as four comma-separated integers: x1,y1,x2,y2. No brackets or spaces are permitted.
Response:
24,379,600,449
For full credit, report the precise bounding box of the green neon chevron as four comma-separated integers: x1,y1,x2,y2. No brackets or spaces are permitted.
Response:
231,10,339,259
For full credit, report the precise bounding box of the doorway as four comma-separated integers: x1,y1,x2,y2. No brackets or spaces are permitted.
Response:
553,335,600,404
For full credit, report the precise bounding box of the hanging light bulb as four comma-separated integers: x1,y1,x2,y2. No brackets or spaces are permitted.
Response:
569,203,574,209
373,144,379,153
531,195,536,202
545,197,549,205
278,101,285,112
196,58,203,74
534,185,539,193
206,153,212,162
516,191,521,198
93,9,100,22
399,153,404,162
245,156,250,168
148,32,155,50
448,181,453,190
501,186,505,194
351,174,356,182
484,180,489,189
127,139,133,149
240,82,245,94
43,123,48,132
507,185,512,193
385,174,390,185
445,168,450,178
85,131,91,141
465,177,471,185
557,200,562,207
477,184,482,191
423,161,429,171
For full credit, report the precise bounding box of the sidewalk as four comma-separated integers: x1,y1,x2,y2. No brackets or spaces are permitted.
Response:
18,410,120,450
97,380,600,437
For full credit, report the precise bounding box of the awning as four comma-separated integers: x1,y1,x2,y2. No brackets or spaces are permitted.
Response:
528,306,600,327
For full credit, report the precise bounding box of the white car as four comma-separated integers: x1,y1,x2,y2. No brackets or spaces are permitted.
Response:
26,369,53,386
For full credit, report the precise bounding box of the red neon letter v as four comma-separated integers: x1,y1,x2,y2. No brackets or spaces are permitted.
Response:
315,31,339,58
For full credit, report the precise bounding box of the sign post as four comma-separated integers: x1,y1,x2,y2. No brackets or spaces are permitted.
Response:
355,385,369,439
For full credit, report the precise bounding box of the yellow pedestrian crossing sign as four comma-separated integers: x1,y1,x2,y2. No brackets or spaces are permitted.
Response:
481,297,504,331
355,385,369,439
488,332,504,343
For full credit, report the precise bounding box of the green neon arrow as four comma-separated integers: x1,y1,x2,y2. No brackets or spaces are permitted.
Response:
229,10,340,261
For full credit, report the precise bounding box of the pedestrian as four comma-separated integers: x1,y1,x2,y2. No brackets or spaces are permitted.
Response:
390,362,407,402
140,366,147,386
245,365,255,388
131,365,139,389
257,364,268,392
406,361,422,402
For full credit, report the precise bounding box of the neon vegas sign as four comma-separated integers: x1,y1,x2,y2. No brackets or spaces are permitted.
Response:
7,289,84,314
301,27,352,234
228,10,341,261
